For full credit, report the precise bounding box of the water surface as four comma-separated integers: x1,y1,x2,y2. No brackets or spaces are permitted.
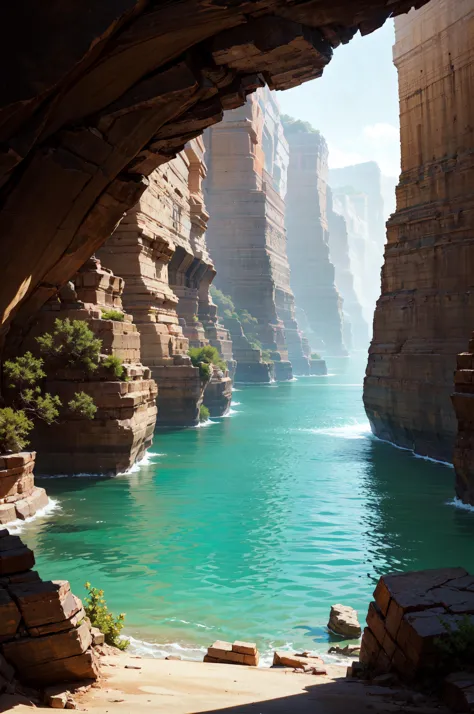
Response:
22,355,474,662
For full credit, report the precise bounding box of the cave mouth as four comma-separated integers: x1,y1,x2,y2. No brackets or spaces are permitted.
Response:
0,1,428,344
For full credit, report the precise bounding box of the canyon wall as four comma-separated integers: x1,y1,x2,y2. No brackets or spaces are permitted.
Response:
98,137,232,426
329,162,386,323
205,88,310,380
364,0,474,463
283,120,347,356
327,188,370,350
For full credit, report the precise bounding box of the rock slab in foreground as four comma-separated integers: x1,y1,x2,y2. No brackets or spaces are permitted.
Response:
0,530,98,687
204,640,259,667
328,604,361,638
361,567,474,680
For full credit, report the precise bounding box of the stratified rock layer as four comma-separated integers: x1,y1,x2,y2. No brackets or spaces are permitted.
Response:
284,124,347,356
364,0,474,463
452,344,474,505
0,531,98,687
30,257,157,475
205,88,306,380
0,453,48,525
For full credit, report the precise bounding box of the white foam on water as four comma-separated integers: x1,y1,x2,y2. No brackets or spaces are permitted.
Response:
194,419,216,429
371,433,454,467
308,422,372,440
446,498,474,513
126,635,207,661
39,472,107,479
7,498,60,534
231,388,242,392
219,408,240,418
118,450,158,475
230,401,241,406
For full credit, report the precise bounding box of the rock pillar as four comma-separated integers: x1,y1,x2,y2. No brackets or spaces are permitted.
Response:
30,257,157,475
364,0,474,462
205,88,307,380
283,120,348,357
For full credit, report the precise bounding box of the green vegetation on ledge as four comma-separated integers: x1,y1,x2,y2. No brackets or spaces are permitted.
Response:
281,114,320,136
101,308,125,322
210,287,268,357
188,345,226,382
199,404,210,423
84,583,128,650
311,352,322,360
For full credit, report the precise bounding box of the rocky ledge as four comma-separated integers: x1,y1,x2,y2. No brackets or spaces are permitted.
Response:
0,453,48,525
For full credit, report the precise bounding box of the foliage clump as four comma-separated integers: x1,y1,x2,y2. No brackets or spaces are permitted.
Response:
84,583,128,650
188,346,226,382
0,319,99,454
281,114,321,136
37,318,102,373
434,615,474,674
199,405,210,423
102,354,126,380
210,287,263,350
311,352,322,360
101,309,125,322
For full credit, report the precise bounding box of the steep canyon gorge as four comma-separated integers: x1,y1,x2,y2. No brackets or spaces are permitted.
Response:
3,0,474,697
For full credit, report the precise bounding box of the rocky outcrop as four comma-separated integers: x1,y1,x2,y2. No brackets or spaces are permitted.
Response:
328,604,361,639
360,567,474,680
0,531,98,687
27,257,157,476
283,120,347,356
99,139,232,425
327,188,369,350
0,453,48,525
224,317,273,384
364,0,474,463
205,88,308,380
204,640,259,667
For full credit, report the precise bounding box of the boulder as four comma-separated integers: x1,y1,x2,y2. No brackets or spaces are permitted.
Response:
273,651,325,670
204,640,259,666
328,604,361,638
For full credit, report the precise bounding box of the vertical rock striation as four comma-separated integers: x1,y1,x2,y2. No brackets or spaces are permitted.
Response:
205,88,309,380
364,0,474,463
283,119,347,356
327,188,370,350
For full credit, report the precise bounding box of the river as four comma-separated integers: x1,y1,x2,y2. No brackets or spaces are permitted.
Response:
20,354,474,664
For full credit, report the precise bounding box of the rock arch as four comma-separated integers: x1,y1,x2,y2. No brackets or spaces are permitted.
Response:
0,0,428,342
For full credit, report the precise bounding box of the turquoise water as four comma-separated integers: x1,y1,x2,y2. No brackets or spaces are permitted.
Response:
21,355,474,663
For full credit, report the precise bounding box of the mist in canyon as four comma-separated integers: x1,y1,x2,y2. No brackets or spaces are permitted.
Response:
279,19,399,339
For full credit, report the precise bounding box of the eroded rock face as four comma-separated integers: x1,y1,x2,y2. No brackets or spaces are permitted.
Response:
28,257,157,476
0,453,48,525
452,346,474,505
1,1,426,344
205,88,306,380
284,124,347,356
364,0,474,463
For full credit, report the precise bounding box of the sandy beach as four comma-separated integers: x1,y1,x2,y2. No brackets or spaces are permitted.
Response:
3,654,447,714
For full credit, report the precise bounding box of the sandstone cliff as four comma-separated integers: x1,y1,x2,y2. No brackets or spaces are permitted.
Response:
364,0,474,463
29,257,157,475
327,188,370,351
205,88,309,380
283,120,347,356
98,138,232,425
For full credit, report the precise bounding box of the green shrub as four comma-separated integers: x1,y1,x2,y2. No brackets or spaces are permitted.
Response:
434,615,474,673
210,286,235,315
188,346,226,382
261,350,274,364
311,352,322,360
68,392,97,420
102,354,125,380
37,318,102,373
0,408,33,453
199,405,210,423
84,583,128,651
192,315,199,323
4,352,45,388
101,309,125,322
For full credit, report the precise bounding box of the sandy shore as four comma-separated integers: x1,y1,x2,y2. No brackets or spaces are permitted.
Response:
4,654,448,713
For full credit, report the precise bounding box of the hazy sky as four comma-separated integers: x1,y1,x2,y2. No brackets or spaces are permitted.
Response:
277,20,400,178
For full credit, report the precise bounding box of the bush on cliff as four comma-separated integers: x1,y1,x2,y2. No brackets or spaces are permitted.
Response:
0,321,99,454
84,583,128,651
101,308,125,322
199,405,210,423
102,354,126,380
188,346,226,382
210,287,261,343
37,318,102,373
311,352,322,360
434,615,474,673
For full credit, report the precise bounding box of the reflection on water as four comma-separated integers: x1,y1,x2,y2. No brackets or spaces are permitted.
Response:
20,354,474,660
